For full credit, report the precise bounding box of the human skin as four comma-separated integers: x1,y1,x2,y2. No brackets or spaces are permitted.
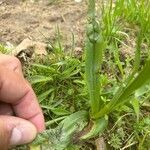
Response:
0,54,45,150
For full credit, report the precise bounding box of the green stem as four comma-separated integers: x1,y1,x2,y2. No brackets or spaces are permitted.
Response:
86,0,105,116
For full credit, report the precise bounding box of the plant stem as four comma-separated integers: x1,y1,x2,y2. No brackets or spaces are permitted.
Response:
86,0,105,116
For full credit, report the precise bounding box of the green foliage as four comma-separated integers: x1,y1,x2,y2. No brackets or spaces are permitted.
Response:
0,44,9,54
28,0,150,149
31,111,88,150
108,133,122,149
27,54,88,119
9,0,150,149
80,117,108,140
94,58,150,119
30,75,53,84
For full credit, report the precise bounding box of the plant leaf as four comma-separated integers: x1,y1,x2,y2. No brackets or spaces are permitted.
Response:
31,111,88,150
60,110,88,132
51,108,71,116
94,59,150,119
31,63,56,73
30,75,53,84
135,83,150,97
38,89,54,102
131,98,140,121
80,116,108,140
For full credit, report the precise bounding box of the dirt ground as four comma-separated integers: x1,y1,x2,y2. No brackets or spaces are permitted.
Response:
0,0,87,48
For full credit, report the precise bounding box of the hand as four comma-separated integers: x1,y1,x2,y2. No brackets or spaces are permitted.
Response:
0,54,45,150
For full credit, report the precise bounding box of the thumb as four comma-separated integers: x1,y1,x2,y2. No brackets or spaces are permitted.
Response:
0,116,37,150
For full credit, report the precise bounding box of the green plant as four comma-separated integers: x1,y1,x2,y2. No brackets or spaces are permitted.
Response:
27,0,150,149
0,44,9,54
108,133,122,149
0,0,149,149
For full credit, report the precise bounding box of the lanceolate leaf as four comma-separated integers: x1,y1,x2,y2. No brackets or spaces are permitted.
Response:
30,75,53,84
51,108,71,116
38,89,54,102
94,59,150,119
31,63,56,73
60,110,88,133
113,59,150,107
31,111,88,150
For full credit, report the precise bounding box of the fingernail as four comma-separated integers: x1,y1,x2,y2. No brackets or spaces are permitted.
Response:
10,127,22,145
10,124,37,145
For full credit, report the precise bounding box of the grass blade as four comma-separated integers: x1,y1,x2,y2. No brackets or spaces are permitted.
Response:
94,59,150,119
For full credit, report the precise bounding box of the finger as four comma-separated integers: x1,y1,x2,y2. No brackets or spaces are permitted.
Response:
13,94,45,132
0,102,14,115
0,119,9,150
0,65,45,132
0,116,37,147
0,54,23,77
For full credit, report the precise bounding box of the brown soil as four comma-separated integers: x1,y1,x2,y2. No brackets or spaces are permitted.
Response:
0,0,87,48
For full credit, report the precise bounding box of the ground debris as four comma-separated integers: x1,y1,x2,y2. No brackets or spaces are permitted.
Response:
12,38,47,55
0,0,86,48
95,137,106,150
